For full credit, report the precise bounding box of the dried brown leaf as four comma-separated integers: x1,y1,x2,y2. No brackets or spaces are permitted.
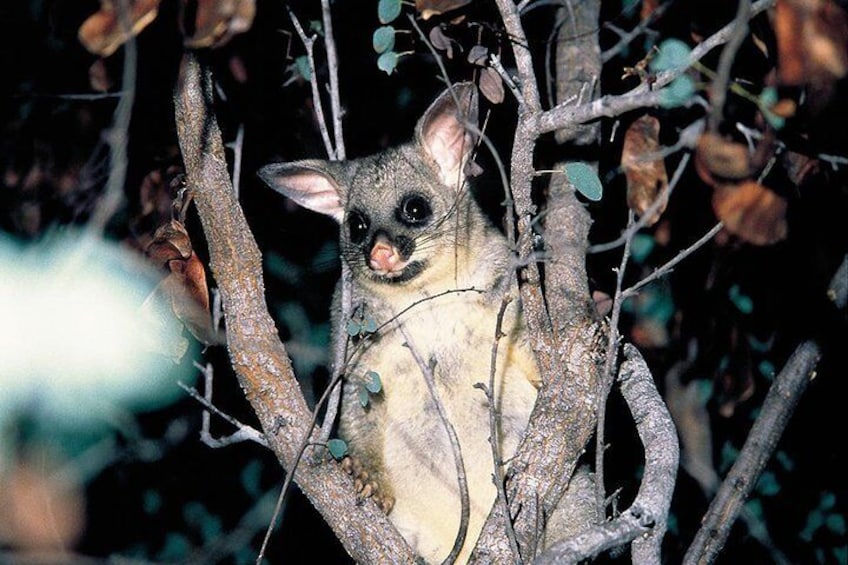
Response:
694,132,752,186
184,0,256,49
416,0,473,20
774,0,848,110
712,181,788,245
479,67,504,104
622,115,668,226
78,0,162,57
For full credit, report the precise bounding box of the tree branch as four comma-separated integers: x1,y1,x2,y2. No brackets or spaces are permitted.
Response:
174,51,414,563
536,345,679,565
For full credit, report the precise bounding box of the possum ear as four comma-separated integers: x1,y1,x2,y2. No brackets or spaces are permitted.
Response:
259,160,348,223
415,82,479,187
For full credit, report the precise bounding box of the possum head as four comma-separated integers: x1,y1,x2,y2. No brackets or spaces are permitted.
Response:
260,83,482,289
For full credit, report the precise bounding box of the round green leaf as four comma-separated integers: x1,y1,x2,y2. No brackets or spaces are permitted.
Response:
659,75,695,108
372,26,396,53
295,55,311,81
758,86,785,130
630,234,655,264
564,162,603,201
346,319,361,336
378,0,402,24
358,386,370,407
365,370,382,393
650,38,692,73
327,438,348,459
377,51,399,75
363,316,378,334
826,514,847,535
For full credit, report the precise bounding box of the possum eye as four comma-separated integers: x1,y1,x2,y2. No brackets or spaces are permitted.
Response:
397,194,433,226
347,210,370,244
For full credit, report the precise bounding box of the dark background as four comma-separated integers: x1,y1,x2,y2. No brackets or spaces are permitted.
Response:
1,0,846,563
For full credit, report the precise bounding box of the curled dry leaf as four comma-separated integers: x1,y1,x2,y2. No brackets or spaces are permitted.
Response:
428,26,453,59
622,115,669,226
694,132,752,186
184,0,256,49
416,0,473,20
775,0,848,85
712,181,788,245
479,67,505,104
467,45,488,66
146,219,222,346
79,0,162,57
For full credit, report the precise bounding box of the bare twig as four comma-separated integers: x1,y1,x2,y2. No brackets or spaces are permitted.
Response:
683,341,821,565
477,295,522,563
622,222,723,299
594,211,634,514
537,345,679,565
229,123,244,198
320,0,345,160
589,153,692,254
319,263,353,444
708,0,752,132
399,328,470,565
288,8,336,160
179,380,267,447
88,0,135,235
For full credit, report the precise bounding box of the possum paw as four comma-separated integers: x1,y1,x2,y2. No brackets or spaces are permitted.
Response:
340,456,395,514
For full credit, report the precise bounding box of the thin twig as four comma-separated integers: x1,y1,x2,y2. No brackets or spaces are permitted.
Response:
622,222,723,298
179,380,267,447
320,0,345,160
319,263,353,444
230,123,244,199
489,53,523,104
594,211,634,515
477,295,523,563
399,327,471,565
600,3,667,63
708,0,752,131
589,153,691,254
87,0,135,235
288,8,336,160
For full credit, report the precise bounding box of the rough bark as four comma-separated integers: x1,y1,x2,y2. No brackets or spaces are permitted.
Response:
174,51,415,563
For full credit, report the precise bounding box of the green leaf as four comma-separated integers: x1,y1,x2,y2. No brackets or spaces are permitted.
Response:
377,51,399,75
827,514,847,535
650,38,692,72
378,0,402,24
744,498,764,521
308,20,323,36
821,492,837,510
801,509,825,541
630,234,655,264
659,75,695,108
729,284,754,314
358,386,370,407
327,438,348,459
756,471,781,496
372,26,396,53
362,316,378,334
347,319,361,337
758,87,785,130
758,359,776,379
295,55,311,81
720,441,739,473
833,546,847,565
365,370,382,393
564,162,603,201
776,450,795,472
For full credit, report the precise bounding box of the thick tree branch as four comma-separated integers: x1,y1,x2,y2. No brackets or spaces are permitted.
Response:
536,345,679,565
173,51,414,563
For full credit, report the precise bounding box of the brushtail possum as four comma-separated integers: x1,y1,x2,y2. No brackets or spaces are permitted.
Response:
260,84,543,563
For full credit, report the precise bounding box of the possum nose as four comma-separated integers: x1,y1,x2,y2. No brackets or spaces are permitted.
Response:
369,235,408,274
